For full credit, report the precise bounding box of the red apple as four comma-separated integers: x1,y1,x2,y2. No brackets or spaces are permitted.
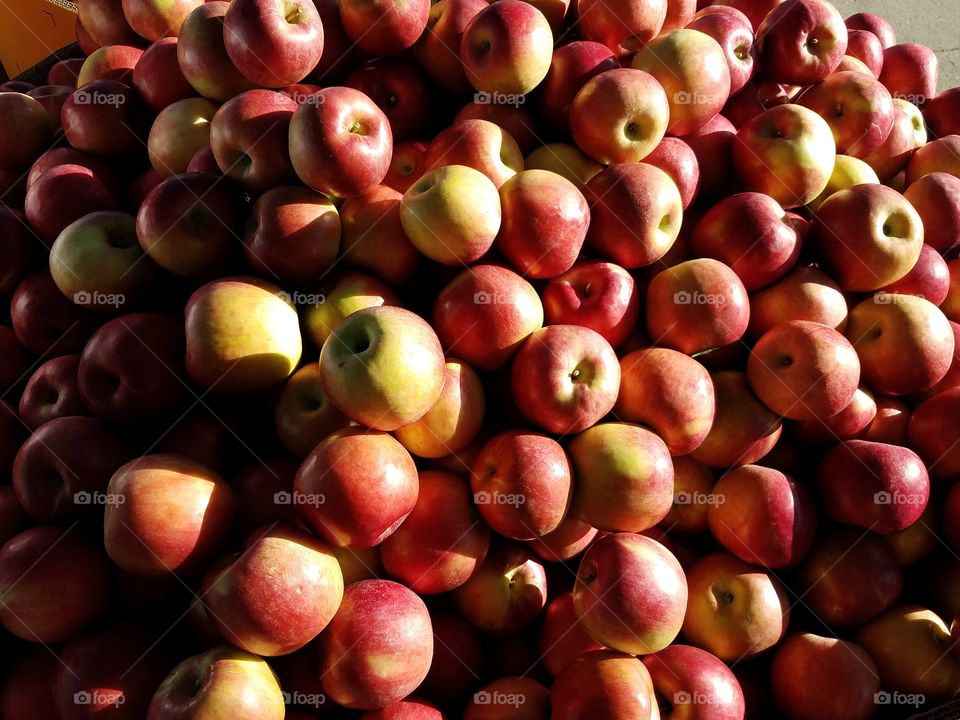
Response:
749,265,848,336
339,184,421,284
551,650,658,719
25,163,119,246
413,0,487,95
644,644,746,720
924,87,960,138
909,387,960,479
133,37,196,111
538,591,604,677
0,92,52,171
643,136,701,209
798,71,895,158
903,172,960,253
340,0,429,56
122,0,201,40
62,80,144,157
906,134,960,185
177,2,256,101
880,42,938,105
18,355,86,429
687,10,756,95
10,271,98,357
425,119,523,189
527,513,598,563
77,44,143,86
755,0,847,85
845,29,884,77
536,40,619,136
147,97,217,178
846,11,896,49
274,363,349,459
0,207,42,294
346,59,436,142
577,0,666,55
0,646,60,720
79,0,140,45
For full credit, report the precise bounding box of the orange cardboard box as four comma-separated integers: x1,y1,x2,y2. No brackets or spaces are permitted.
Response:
0,0,77,80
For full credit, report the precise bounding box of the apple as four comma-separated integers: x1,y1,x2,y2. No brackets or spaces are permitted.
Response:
722,77,793,129
147,97,217,178
346,59,436,143
755,0,847,85
771,633,880,720
322,580,433,709
232,458,298,533
909,387,960,479
414,0,488,95
749,265,848,336
0,92,52,170
18,355,86,429
799,526,902,625
551,650,658,719
362,701,446,720
0,646,60,720
798,71,894,159
0,208,41,296
538,592,604,677
177,2,256,101
425,119,523,189
845,294,953,396
148,645,285,719
524,142,602,190
460,0,552,95
210,89,298,192
659,455,715,536
464,677,549,719
77,44,143,86
453,541,547,633
732,104,836,208
864,395,910,445
527,513,598,563
136,171,245,279
380,470,489,593
105,454,234,576
924,87,960,138
906,135,960,185
122,0,201,39
302,270,398,346
882,243,950,305
794,385,877,445
26,85,73,130
294,427,418,547
569,68,670,165
290,86,393,198
577,0,666,55
24,163,119,247
62,80,144,157
10,271,98,357
274,363,350,459
537,40,619,136
846,11,895,48
584,162,683,269
687,10,755,95
27,147,117,195
0,526,110,642
845,29,884,76
880,42,938,106
644,645,746,720
643,137,701,210
47,58,85,87
384,140,428,194
903,172,960,253
133,37,196,111
861,106,917,181
419,610,484,704
340,0,429,56
339,184,421,283
807,153,881,211
79,0,140,45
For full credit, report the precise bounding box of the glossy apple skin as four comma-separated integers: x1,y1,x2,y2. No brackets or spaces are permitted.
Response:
660,455,715,535
148,645,285,720
551,650,658,720
104,454,234,577
909,387,960,479
755,0,847,85
771,633,879,720
687,10,755,95
414,0,487,95
585,162,683,269
797,527,901,626
0,526,110,643
542,261,638,349
27,148,117,197
644,645,746,720
682,552,790,660
577,0,666,55
303,271,398,347
133,37,196,112
845,28,884,76
569,68,670,165
882,243,950,305
340,0,428,55
294,428,418,548
846,11,896,49
77,44,143,86
880,42,938,106
708,465,816,569
10,272,98,357
795,385,877,445
121,0,201,40
383,140,428,194
290,86,393,198
19,355,86,429
538,592,604,677
381,470,489,593
906,135,960,185
25,163,119,246
904,172,960,253
322,580,433,710
798,71,894,158
862,105,917,181
537,41,619,136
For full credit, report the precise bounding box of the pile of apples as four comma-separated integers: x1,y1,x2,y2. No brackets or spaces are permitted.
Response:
4,0,960,716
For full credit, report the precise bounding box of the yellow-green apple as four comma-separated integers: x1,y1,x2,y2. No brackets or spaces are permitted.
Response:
223,0,323,87
692,371,782,467
569,422,673,533
122,0,201,40
862,106,917,181
274,363,350,458
708,465,816,568
303,271,398,347
394,359,484,459
643,137,701,210
756,0,847,85
400,164,500,264
346,59,436,143
0,92,52,171
846,28,884,76
892,102,929,155
0,526,110,642
243,185,340,282
813,184,923,291
691,192,803,290
24,164,120,246
527,513,598,562
471,430,573,539
322,580,432,709
845,294,953,395
538,592,604,677
687,10,755,95
585,162,683,269
464,677,549,719
202,525,343,656
433,264,543,370
771,633,880,720
749,265,847,336
615,348,714,455
846,11,895,49
9,272,98,357
646,259,750,354
384,140,428,194
907,135,960,185
732,104,836,208
319,306,445,431
294,428,418,546
524,142,602,190
569,68,669,165
185,277,302,393
425,119,522,189
133,37,196,111
798,527,901,625
381,470,489,593
904,172,960,252
909,387,960,479
794,385,877,444
210,89,297,192
136,172,245,279
644,645,746,720
858,606,960,699
574,532,686,654
290,86,393,198
798,71,894,158
79,0,140,45
510,325,619,435
78,313,187,422
683,552,789,660
542,261,638,349
414,0,487,95
551,650,658,719
924,87,960,138
577,0,665,55
62,80,144,157
863,395,909,445
632,29,731,136
883,243,950,304
454,541,547,633
147,97,217,177
495,169,589,278
177,3,256,102
340,184,421,283
537,40,618,136
148,645,285,719
807,153,880,211
76,44,143,86
18,355,86,429
340,0,429,56
880,42,938,105
49,211,157,309
460,0,552,95
747,320,860,421
104,454,233,576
